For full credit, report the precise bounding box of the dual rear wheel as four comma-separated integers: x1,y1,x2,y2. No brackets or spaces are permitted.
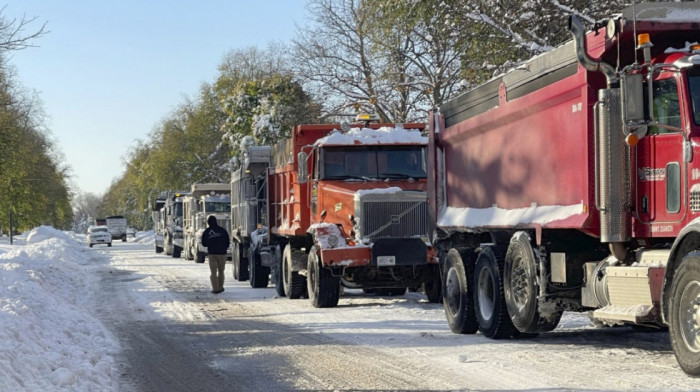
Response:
442,232,561,338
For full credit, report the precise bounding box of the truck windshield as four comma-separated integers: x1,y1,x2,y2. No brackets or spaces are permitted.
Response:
320,146,427,180
205,202,229,213
688,68,700,126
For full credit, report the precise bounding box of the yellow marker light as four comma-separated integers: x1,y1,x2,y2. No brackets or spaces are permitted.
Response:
691,44,700,52
626,133,639,146
257,223,263,229
637,33,650,46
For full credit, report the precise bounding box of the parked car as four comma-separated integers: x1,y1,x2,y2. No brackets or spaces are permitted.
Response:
87,225,112,248
126,227,136,238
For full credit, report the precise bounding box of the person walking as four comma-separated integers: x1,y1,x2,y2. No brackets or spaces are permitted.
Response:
201,215,230,294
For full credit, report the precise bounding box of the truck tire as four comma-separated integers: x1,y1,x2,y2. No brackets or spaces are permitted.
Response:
504,232,562,333
172,245,182,258
307,246,340,308
249,250,270,288
122,235,126,242
443,248,479,334
669,252,700,376
155,241,163,254
196,251,205,264
283,245,305,299
272,247,286,297
231,241,248,282
474,247,516,339
423,265,442,303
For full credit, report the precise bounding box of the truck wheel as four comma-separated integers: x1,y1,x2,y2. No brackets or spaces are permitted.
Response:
232,243,249,281
273,246,286,297
283,245,305,299
423,265,442,303
669,252,700,376
474,247,515,339
307,246,340,308
196,251,205,264
89,244,93,248
172,245,182,258
155,241,163,254
443,248,479,334
249,250,270,288
122,235,126,242
504,232,562,333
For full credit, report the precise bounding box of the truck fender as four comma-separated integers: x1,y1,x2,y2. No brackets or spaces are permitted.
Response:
663,217,700,323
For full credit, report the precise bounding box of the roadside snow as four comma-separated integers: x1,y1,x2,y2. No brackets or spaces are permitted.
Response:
0,227,119,391
1,226,698,390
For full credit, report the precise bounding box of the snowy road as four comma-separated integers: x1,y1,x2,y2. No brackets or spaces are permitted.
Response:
93,239,700,391
2,229,698,391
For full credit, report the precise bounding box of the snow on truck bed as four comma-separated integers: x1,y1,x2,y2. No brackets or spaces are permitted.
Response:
314,126,427,146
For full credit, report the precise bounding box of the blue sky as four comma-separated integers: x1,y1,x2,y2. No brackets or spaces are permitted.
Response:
5,0,307,195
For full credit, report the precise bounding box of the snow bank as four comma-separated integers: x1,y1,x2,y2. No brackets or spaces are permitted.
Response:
315,126,427,146
26,225,77,244
0,226,119,391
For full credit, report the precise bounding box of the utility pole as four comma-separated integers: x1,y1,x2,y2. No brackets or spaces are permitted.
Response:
9,209,13,245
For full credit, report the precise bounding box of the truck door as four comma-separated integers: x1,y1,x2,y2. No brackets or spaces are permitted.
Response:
635,76,687,230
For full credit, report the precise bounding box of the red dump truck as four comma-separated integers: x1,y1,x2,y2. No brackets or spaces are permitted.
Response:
231,117,441,307
428,3,700,375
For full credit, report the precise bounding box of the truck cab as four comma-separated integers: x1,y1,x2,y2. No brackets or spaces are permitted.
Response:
182,183,232,263
265,119,440,307
163,192,187,258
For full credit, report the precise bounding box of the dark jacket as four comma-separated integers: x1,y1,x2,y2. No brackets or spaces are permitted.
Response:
201,222,230,255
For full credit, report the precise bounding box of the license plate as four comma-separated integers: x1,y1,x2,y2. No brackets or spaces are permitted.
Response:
377,255,396,266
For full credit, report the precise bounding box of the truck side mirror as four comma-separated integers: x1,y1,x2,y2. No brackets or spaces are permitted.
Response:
621,73,646,126
298,151,309,183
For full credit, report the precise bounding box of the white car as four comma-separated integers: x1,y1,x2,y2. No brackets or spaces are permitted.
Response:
88,225,112,248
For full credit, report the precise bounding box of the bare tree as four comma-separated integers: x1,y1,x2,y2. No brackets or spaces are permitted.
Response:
72,191,102,233
293,0,402,122
0,6,47,53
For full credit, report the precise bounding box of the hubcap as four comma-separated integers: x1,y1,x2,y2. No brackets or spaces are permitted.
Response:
445,268,461,315
511,256,530,311
477,267,495,320
680,280,700,353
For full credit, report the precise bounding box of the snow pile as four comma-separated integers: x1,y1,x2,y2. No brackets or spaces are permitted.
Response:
438,202,586,228
26,225,78,244
315,126,427,146
0,226,119,391
354,187,403,200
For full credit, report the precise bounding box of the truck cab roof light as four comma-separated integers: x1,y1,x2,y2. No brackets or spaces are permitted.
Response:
637,33,652,49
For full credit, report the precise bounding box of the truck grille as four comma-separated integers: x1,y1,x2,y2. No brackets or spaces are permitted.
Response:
356,191,428,239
